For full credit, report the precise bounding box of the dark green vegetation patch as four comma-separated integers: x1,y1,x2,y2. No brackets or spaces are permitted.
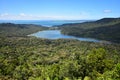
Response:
0,23,48,37
60,18,120,43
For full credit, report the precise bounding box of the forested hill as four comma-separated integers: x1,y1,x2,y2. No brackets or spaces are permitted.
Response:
95,18,120,23
0,21,120,80
60,18,120,43
0,23,48,37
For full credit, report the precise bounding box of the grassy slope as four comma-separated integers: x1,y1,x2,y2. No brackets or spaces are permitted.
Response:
60,18,120,43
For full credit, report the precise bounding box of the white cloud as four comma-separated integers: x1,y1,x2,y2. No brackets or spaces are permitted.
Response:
0,13,9,17
0,13,91,20
104,10,112,13
19,13,26,16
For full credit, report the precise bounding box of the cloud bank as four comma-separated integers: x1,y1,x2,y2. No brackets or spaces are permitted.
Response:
0,12,91,20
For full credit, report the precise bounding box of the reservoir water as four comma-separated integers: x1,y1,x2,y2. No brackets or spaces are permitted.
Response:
30,30,100,42
0,20,100,42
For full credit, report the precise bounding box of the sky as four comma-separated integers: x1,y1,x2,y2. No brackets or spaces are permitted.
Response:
0,0,120,20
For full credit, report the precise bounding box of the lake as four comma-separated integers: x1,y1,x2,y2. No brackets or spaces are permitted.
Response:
30,30,100,42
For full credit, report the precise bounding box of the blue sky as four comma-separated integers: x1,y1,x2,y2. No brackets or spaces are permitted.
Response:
0,0,120,20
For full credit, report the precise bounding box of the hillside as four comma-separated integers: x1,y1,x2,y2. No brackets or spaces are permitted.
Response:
60,18,120,43
0,22,120,80
0,23,48,37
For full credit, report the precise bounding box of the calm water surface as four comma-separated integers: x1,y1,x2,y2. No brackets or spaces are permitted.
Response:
30,30,100,42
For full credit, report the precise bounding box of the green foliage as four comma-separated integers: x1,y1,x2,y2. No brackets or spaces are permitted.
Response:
0,22,120,80
0,23,48,37
84,76,91,80
0,37,120,80
60,18,120,43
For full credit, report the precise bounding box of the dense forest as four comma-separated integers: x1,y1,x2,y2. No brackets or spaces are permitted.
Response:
0,21,120,80
0,23,48,37
60,18,120,43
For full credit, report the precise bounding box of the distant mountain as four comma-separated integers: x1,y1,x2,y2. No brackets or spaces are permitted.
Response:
60,18,120,43
0,23,48,37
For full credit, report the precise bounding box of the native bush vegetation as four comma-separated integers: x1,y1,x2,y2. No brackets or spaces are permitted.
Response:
60,18,120,43
0,37,120,80
0,22,120,80
0,23,48,37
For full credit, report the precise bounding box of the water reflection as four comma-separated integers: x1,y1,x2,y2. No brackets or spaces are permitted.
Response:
30,30,100,42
